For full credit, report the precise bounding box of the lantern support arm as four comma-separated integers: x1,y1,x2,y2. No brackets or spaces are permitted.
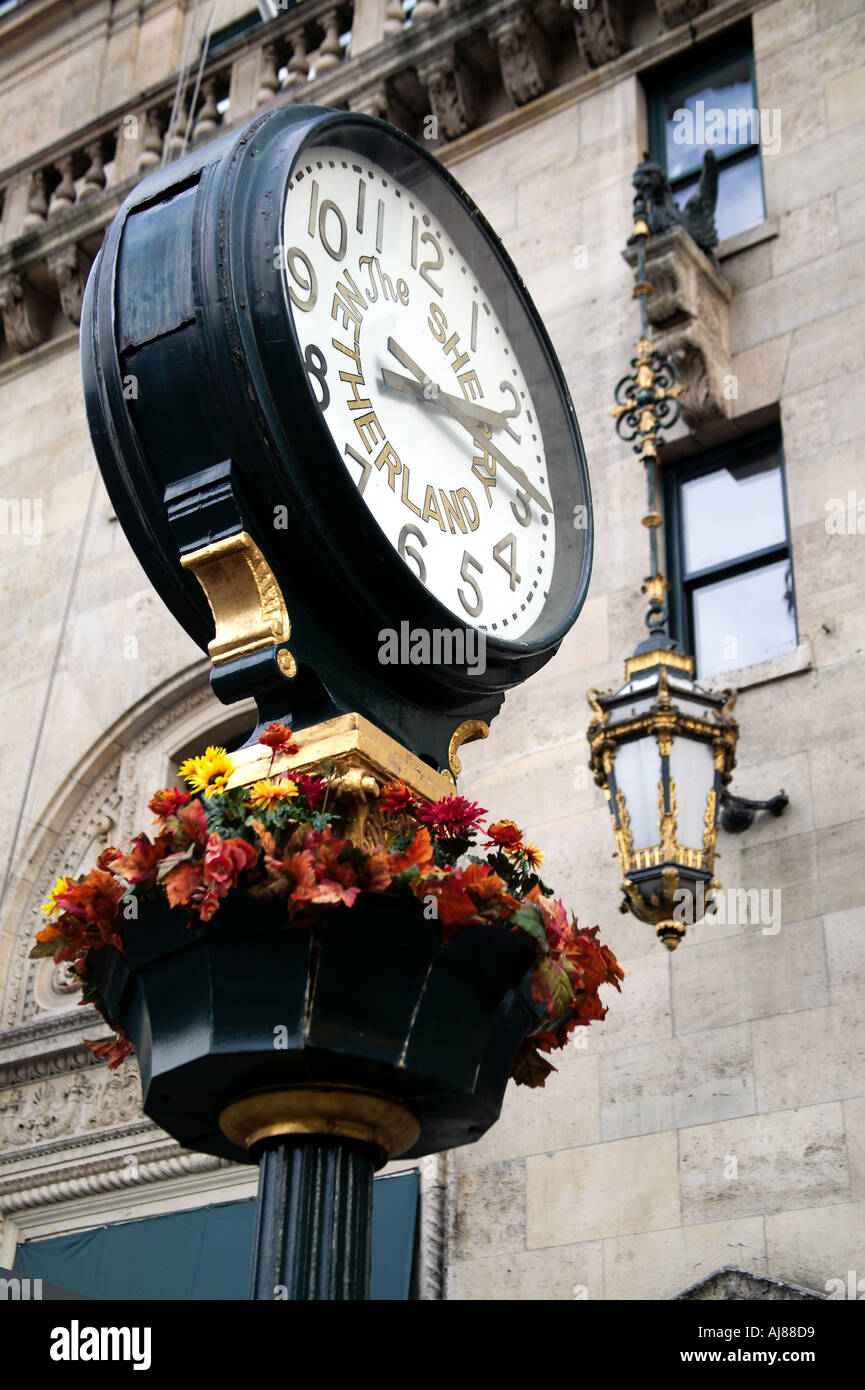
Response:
719,788,789,833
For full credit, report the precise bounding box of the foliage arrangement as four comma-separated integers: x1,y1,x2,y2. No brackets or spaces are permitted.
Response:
32,723,623,1085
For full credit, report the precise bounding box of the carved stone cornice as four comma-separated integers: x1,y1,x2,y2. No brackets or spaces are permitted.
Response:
492,9,553,108
0,1060,145,1151
624,223,734,430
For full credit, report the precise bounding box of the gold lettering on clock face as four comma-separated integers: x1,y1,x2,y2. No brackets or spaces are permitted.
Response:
281,147,555,639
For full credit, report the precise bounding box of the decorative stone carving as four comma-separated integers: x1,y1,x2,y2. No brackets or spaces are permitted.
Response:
624,223,734,430
0,1063,142,1149
570,0,628,69
282,28,310,89
653,0,709,29
417,49,478,141
492,10,552,108
0,1143,232,1217
0,272,52,353
46,244,91,327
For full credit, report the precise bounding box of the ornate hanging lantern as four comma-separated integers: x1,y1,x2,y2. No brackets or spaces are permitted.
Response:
588,651,738,950
588,157,740,950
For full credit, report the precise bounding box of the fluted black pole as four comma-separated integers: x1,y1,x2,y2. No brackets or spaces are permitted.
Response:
249,1136,378,1300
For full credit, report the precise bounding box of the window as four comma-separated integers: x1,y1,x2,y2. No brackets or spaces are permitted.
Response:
646,35,766,243
664,434,797,679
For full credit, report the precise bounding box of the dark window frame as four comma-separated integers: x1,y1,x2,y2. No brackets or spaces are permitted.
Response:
663,429,798,676
645,30,766,237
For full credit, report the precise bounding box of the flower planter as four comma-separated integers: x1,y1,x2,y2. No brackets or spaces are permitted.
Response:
87,891,539,1163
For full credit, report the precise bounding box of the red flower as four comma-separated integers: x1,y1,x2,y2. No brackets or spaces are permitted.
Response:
258,722,299,756
485,819,524,852
148,786,192,820
110,834,170,886
416,794,486,840
203,834,258,892
176,798,209,847
52,869,125,927
293,772,327,810
379,780,416,816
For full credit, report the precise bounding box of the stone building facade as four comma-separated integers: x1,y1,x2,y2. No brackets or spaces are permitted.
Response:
0,0,863,1300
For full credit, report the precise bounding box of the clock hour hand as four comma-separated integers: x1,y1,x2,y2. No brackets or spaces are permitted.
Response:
380,367,511,430
385,338,553,514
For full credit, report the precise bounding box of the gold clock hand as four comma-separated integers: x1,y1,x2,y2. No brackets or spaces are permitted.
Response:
380,367,511,430
385,339,553,514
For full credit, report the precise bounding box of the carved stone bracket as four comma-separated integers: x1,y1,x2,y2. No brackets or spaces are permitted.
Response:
653,0,710,29
570,0,628,69
0,271,53,353
624,224,734,430
46,244,91,327
417,49,478,141
491,10,552,108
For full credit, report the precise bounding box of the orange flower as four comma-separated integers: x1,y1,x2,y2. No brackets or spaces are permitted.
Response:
380,780,416,815
485,819,524,852
258,722,299,756
389,827,434,875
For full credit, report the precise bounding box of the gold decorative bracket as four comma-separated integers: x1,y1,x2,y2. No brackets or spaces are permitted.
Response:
447,719,489,778
180,530,297,677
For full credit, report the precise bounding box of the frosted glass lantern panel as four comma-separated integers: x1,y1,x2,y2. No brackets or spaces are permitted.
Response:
614,739,663,852
669,736,717,849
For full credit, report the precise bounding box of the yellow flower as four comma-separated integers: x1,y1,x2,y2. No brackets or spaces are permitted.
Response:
178,746,236,798
247,779,298,811
522,843,544,870
42,875,70,916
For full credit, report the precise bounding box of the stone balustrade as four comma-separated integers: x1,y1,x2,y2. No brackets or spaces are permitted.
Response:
0,0,719,360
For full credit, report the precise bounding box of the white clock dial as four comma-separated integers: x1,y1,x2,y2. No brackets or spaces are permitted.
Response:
281,146,555,640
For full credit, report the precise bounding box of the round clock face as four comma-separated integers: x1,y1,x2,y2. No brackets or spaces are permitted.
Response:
279,123,590,649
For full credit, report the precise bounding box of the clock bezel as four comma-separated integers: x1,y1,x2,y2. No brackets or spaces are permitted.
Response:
227,109,592,682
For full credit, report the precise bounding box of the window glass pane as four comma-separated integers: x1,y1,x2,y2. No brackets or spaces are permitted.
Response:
663,53,756,179
681,454,787,574
672,153,764,242
693,560,796,677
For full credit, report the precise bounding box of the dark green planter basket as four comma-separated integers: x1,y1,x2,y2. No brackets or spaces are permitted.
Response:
87,892,540,1163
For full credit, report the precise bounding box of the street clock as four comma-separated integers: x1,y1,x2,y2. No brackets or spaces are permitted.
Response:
81,107,592,769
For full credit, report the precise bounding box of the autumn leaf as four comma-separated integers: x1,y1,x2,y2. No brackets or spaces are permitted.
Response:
511,1040,557,1088
389,827,434,875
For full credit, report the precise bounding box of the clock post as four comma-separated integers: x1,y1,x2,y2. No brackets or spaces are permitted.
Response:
79,105,593,1299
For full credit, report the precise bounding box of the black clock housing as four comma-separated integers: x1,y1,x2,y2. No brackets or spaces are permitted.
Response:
81,105,593,769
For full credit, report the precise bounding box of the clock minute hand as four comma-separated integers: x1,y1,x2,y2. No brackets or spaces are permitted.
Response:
386,338,553,514
380,367,511,430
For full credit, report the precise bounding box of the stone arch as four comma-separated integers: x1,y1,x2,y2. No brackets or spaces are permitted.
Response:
0,660,255,1030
